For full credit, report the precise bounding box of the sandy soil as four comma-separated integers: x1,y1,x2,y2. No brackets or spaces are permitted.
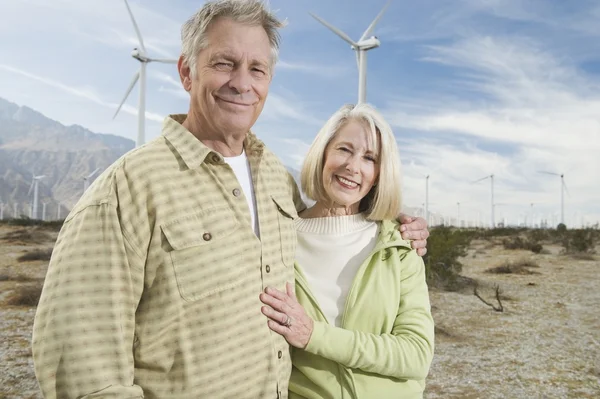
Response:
1,226,599,398
426,239,600,399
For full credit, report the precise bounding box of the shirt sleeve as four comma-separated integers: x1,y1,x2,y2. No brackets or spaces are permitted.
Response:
32,187,146,398
303,250,434,380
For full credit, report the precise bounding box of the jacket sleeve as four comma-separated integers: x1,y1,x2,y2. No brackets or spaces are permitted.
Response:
303,250,434,380
32,186,146,398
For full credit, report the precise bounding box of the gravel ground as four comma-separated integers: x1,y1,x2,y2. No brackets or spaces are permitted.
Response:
1,227,599,398
426,240,600,399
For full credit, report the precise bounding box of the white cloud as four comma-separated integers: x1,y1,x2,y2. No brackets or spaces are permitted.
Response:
0,64,164,123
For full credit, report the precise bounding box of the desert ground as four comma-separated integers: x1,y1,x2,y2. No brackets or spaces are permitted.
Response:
1,222,599,398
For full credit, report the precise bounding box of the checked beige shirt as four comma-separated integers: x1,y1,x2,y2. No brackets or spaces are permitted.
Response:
32,115,304,399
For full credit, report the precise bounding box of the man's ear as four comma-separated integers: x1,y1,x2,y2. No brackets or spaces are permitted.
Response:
178,55,192,92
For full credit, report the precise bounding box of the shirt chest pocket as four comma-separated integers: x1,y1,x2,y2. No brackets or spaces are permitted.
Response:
271,195,297,267
161,206,246,302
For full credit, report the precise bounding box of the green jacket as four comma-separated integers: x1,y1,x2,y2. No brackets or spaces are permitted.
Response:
290,220,435,399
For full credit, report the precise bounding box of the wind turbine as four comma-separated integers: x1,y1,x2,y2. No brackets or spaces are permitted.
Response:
83,168,100,193
473,174,495,228
42,201,48,221
27,174,46,220
538,171,569,226
0,200,4,220
310,0,391,104
456,201,470,228
113,0,178,148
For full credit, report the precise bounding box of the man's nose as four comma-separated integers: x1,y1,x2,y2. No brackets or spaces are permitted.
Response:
228,68,252,94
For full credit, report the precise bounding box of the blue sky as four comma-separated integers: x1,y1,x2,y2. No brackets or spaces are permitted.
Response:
1,0,599,227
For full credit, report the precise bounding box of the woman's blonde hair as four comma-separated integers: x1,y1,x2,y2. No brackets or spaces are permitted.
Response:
301,103,402,220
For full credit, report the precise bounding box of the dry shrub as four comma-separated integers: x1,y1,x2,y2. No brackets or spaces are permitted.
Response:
486,259,540,275
570,253,596,261
2,228,51,243
17,249,53,262
0,273,39,282
5,283,43,307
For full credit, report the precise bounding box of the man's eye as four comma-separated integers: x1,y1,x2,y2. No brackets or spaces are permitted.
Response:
338,147,351,153
252,68,266,75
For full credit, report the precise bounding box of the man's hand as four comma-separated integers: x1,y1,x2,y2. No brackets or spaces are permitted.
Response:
397,214,429,256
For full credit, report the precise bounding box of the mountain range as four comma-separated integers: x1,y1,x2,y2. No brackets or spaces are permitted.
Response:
0,97,135,219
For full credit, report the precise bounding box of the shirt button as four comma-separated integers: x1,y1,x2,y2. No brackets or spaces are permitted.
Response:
278,350,283,359
211,154,220,163
202,232,212,241
265,265,271,273
232,188,241,197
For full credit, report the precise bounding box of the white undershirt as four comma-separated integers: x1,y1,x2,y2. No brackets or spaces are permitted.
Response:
223,150,259,237
295,214,379,327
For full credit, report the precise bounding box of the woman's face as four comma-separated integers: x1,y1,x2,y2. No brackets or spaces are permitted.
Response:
321,120,380,213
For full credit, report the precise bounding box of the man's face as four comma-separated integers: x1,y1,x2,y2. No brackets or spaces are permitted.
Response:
181,17,272,136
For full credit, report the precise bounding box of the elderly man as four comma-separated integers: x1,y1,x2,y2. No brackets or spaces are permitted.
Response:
32,1,428,398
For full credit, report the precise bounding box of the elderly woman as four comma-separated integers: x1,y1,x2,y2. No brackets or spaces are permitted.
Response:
260,103,434,399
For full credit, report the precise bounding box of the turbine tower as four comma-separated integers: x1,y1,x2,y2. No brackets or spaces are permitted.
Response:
473,174,495,228
83,168,100,193
114,0,178,147
27,174,46,220
538,171,568,226
310,0,392,103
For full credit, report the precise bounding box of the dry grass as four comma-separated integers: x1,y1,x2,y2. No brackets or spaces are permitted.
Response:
0,273,39,282
570,253,597,261
4,283,44,307
17,249,53,262
486,258,540,275
2,228,51,243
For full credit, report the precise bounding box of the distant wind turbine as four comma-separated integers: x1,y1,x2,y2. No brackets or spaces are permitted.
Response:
83,168,100,193
113,0,178,148
538,171,569,225
310,0,392,103
473,174,495,228
42,201,48,221
27,174,46,220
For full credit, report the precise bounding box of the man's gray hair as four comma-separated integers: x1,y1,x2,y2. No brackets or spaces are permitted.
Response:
181,0,285,75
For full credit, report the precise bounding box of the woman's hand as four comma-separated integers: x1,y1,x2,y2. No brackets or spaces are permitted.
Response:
259,282,314,349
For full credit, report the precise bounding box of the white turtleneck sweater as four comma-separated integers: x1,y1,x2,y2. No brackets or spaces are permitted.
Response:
294,213,379,327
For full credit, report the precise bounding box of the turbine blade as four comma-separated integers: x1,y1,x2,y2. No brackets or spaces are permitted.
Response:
123,0,146,53
563,179,571,197
87,168,100,179
27,179,34,196
113,70,140,119
309,13,358,47
360,0,392,41
537,170,559,176
149,58,179,64
471,175,490,184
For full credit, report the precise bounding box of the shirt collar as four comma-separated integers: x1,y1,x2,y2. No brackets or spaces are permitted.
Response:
162,114,265,170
